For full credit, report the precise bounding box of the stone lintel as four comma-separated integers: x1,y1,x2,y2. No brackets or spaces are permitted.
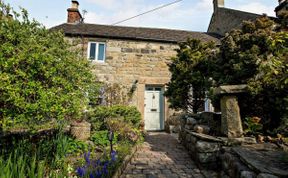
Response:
214,84,248,95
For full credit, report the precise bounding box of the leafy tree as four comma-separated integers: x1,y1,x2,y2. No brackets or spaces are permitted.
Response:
0,2,98,130
212,16,288,133
165,39,215,113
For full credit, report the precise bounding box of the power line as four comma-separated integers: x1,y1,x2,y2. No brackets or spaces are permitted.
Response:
111,0,183,25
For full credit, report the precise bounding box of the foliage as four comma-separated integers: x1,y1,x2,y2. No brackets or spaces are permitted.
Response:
106,118,142,142
244,117,263,135
0,132,72,177
76,151,117,178
212,15,288,132
89,105,141,131
165,39,215,113
66,137,89,155
91,130,118,147
100,83,135,106
0,1,98,130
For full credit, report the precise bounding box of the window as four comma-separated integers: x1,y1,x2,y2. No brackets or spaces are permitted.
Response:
87,42,106,62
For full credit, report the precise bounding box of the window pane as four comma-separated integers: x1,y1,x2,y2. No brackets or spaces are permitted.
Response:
98,44,105,61
89,43,96,60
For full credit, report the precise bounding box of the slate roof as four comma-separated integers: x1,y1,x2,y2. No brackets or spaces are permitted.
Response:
275,0,288,12
51,23,220,44
208,7,264,36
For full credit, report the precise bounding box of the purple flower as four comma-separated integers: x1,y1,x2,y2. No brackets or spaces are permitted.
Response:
111,150,117,162
76,167,86,177
89,173,95,178
84,151,91,165
96,170,102,178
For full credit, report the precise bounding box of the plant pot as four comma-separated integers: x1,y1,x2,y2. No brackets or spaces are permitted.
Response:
70,121,91,141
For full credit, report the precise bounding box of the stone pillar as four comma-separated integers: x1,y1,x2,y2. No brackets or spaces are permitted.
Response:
220,95,243,138
214,85,247,138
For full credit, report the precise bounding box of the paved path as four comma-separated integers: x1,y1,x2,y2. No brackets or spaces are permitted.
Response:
120,132,218,178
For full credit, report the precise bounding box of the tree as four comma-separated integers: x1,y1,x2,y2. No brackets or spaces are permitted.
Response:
165,39,215,113
212,16,288,133
0,2,98,130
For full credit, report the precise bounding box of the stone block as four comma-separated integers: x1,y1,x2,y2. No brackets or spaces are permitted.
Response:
190,135,198,144
220,95,243,138
214,84,248,95
194,125,210,134
186,134,191,142
196,141,220,153
185,124,194,130
196,152,217,163
241,171,256,178
187,117,197,125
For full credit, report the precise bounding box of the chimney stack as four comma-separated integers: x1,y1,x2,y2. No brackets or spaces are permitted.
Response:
67,0,82,24
213,0,224,12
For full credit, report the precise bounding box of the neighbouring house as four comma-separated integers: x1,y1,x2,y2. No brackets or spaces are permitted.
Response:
52,1,219,131
208,0,288,36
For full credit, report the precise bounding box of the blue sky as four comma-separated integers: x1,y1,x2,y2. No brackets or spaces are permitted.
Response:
6,0,278,32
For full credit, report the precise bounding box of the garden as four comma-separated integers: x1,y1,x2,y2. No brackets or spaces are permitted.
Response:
0,1,143,177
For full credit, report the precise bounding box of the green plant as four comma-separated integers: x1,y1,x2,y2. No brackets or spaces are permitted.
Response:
91,130,118,147
0,1,99,131
66,137,89,155
106,118,141,143
244,117,263,135
89,105,141,131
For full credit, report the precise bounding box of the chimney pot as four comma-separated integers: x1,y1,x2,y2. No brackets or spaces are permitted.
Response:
71,0,79,9
67,0,82,24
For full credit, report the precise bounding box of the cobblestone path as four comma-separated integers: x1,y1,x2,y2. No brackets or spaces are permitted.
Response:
120,132,218,178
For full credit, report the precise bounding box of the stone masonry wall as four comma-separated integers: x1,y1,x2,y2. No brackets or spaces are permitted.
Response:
69,37,178,123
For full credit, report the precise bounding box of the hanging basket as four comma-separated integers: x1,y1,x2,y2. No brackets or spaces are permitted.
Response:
70,121,91,141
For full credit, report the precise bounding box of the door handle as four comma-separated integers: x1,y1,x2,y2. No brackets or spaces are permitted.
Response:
151,109,157,112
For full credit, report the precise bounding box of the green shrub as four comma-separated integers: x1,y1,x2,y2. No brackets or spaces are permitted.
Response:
89,105,141,131
91,130,118,147
0,2,99,131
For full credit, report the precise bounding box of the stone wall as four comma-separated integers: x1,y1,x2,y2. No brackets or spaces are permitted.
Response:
69,37,178,125
179,114,285,178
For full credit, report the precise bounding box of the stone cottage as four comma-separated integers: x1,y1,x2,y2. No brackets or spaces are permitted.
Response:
208,0,287,36
52,1,219,131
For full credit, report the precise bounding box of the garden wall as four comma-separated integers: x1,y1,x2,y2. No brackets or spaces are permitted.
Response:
179,114,287,178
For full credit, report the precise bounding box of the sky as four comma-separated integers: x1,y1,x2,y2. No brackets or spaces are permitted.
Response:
6,0,278,32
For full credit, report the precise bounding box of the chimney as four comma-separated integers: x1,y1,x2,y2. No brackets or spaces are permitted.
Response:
213,0,225,12
67,0,82,24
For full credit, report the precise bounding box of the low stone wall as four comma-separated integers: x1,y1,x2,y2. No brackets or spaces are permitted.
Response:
180,129,223,170
179,115,286,178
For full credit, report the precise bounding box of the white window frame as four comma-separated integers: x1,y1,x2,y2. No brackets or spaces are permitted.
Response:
87,42,106,62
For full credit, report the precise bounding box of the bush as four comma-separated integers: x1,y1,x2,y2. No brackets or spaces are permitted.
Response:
89,105,141,131
0,2,98,131
91,130,118,147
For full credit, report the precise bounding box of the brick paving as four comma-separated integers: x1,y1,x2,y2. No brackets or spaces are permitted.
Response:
120,132,218,178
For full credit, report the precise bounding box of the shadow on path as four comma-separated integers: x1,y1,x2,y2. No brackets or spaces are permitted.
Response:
120,132,218,178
